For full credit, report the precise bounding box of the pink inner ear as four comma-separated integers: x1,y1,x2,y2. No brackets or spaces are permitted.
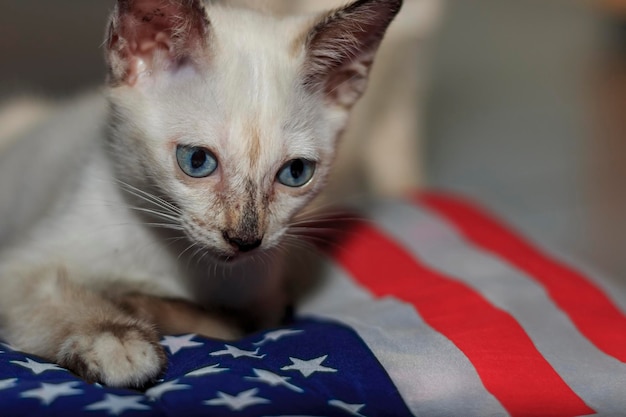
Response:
107,0,209,85
303,0,401,103
324,64,370,108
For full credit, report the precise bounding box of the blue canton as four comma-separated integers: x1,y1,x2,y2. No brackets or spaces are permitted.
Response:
0,320,413,416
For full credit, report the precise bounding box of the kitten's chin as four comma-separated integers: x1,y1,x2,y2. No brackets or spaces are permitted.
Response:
213,253,240,264
208,248,262,265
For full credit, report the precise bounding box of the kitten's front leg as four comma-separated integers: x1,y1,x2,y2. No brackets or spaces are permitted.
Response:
112,277,290,339
115,294,244,341
0,265,166,388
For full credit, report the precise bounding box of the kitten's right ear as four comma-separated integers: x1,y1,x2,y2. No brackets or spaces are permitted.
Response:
105,0,211,86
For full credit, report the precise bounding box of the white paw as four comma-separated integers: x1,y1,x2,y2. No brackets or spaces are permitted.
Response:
57,320,166,388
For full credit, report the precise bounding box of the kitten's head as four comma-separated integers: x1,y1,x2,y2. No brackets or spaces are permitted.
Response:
105,0,401,261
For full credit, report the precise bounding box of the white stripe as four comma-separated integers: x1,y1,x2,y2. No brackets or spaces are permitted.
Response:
298,262,509,417
372,200,626,416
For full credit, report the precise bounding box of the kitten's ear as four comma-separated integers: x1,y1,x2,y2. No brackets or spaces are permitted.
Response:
105,0,211,86
303,0,402,108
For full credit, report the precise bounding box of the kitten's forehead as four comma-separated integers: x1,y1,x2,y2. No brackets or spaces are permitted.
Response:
208,5,308,57
200,7,323,170
208,7,310,117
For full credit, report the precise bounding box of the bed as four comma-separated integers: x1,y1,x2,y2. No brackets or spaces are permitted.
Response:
1,192,625,416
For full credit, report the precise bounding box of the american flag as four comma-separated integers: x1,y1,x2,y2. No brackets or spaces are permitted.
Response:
0,193,625,416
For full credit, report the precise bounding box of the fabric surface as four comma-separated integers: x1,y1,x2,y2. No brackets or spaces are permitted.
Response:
1,193,625,416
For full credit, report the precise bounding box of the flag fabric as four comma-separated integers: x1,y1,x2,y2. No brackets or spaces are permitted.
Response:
1,192,625,416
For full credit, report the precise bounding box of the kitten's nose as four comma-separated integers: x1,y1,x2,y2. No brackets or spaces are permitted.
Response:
223,232,263,253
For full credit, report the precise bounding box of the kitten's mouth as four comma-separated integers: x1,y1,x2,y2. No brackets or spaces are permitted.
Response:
215,253,239,263
184,230,265,264
212,249,260,264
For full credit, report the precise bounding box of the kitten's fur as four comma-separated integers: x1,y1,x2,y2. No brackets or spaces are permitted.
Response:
0,0,401,388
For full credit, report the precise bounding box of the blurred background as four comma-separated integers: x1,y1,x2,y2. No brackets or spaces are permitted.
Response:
1,0,626,285
426,0,626,288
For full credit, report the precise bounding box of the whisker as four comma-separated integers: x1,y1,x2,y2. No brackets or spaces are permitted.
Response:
114,179,181,214
178,242,199,261
123,206,181,223
196,248,211,267
122,190,181,218
280,240,317,254
143,223,185,232
188,246,206,270
283,231,349,252
287,217,365,229
77,199,182,227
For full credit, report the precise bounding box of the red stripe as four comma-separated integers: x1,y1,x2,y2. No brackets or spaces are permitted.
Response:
419,192,626,364
332,221,594,417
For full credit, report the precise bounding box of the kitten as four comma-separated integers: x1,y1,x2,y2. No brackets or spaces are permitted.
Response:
0,0,401,388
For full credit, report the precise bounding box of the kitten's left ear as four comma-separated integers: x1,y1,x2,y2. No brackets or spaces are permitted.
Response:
105,0,211,86
303,0,403,108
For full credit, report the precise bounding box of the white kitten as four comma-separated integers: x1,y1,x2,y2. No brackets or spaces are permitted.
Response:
0,0,401,388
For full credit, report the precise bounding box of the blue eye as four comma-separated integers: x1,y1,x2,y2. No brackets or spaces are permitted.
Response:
277,159,316,187
176,145,218,178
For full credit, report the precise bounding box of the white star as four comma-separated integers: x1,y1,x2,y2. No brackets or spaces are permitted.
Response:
329,400,367,417
204,388,270,411
281,355,337,378
253,329,304,346
210,345,266,359
145,379,190,400
160,334,203,355
245,369,304,393
185,364,230,377
0,379,17,391
11,358,67,375
85,394,150,415
21,382,83,405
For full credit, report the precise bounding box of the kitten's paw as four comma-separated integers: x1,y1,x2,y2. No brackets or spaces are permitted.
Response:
57,320,166,388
